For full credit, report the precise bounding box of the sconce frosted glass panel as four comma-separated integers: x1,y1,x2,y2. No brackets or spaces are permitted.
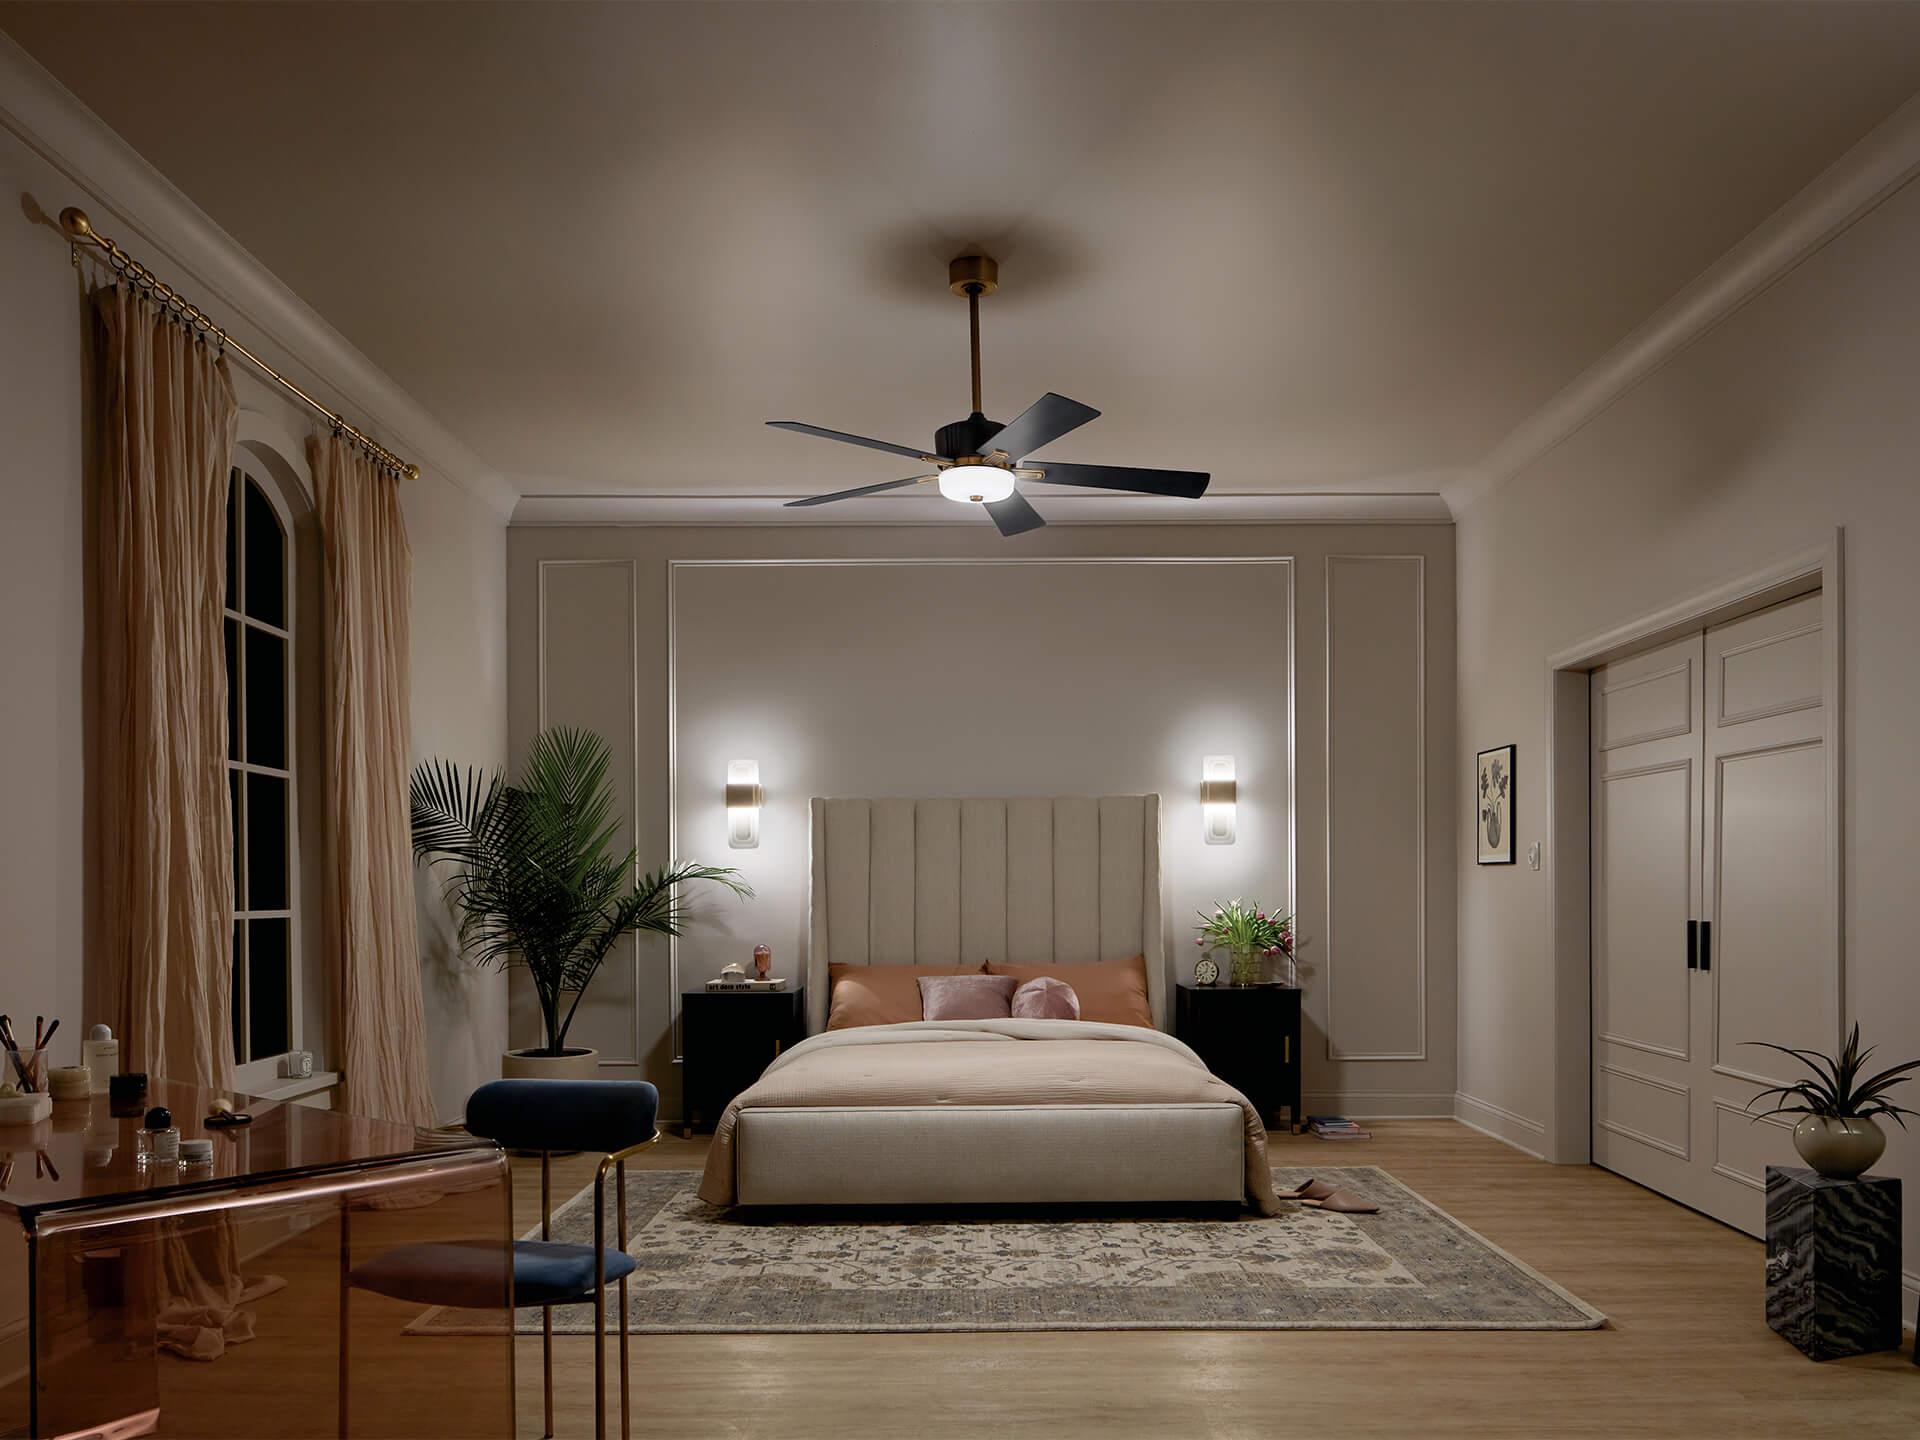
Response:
1201,755,1236,845
725,759,762,849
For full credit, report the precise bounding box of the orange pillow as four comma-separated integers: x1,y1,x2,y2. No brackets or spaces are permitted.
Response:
826,961,984,1029
986,956,1154,1028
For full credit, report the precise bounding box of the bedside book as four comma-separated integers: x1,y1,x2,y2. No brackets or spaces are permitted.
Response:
1307,1114,1372,1140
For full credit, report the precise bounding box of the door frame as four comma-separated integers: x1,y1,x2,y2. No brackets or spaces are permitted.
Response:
1538,530,1843,1165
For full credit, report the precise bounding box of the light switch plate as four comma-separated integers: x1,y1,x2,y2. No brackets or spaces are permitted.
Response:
1527,841,1542,871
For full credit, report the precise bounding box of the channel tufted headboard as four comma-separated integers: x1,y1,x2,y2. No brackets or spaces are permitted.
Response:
806,795,1166,1034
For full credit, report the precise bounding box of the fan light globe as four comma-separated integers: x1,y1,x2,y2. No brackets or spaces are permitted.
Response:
938,464,1015,505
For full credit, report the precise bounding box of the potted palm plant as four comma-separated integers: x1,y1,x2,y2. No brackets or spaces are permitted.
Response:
412,726,751,1080
1745,1023,1918,1180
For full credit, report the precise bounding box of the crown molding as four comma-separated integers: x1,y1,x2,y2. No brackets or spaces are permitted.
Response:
509,489,1454,528
0,33,517,518
1446,89,1920,516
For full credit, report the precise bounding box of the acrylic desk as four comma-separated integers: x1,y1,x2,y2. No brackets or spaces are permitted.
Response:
0,1079,513,1439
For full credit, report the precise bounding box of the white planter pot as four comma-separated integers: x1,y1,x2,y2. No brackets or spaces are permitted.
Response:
500,1047,601,1082
1791,1113,1885,1179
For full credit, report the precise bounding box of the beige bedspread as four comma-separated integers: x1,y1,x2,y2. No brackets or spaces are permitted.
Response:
695,1018,1279,1213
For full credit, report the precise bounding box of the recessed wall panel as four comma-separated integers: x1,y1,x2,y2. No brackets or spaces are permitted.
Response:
1325,556,1424,1060
537,560,638,1066
671,559,1293,1017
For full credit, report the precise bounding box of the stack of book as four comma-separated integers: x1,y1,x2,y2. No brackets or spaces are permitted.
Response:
1306,1114,1372,1141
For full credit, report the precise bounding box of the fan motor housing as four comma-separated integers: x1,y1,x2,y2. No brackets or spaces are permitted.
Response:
935,412,1005,462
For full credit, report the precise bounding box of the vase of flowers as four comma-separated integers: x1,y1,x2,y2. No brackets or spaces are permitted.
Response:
1195,899,1294,987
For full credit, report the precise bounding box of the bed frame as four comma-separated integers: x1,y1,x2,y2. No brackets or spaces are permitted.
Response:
730,794,1248,1207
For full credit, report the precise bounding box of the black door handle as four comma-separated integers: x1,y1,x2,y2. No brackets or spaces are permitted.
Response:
1687,919,1698,971
1699,919,1712,973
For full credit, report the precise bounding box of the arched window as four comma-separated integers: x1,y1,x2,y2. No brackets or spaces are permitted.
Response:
224,447,323,1089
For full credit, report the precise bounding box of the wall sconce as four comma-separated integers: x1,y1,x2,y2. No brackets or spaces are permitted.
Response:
725,760,763,849
1201,755,1236,846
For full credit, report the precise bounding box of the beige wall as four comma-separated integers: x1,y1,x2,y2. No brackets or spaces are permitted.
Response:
509,522,1456,1123
0,124,508,1124
1456,173,1920,1291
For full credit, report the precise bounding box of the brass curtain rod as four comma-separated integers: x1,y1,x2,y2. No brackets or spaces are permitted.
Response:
59,206,420,480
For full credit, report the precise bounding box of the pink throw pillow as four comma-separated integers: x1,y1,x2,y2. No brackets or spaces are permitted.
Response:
917,973,1018,1021
1011,977,1082,1021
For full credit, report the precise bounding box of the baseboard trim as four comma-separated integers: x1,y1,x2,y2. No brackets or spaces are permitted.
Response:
1300,1090,1457,1120
1453,1092,1550,1160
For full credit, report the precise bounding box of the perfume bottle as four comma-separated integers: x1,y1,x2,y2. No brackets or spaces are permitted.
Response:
84,1023,119,1093
136,1106,179,1166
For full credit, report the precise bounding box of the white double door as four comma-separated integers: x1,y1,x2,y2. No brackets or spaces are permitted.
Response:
1590,592,1834,1235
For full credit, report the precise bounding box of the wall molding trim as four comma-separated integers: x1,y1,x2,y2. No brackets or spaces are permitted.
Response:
512,491,1455,528
1448,90,1920,515
1300,1090,1457,1119
1453,1092,1549,1160
0,33,516,518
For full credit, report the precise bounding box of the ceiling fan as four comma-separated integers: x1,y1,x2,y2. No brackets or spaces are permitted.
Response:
769,254,1210,536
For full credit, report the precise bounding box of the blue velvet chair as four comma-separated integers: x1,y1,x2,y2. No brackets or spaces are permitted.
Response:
347,1079,660,1439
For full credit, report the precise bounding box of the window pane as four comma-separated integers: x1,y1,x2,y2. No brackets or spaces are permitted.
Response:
243,479,286,628
248,918,290,1059
224,619,240,760
225,471,238,612
232,920,247,1063
228,768,243,903
245,773,288,911
243,628,287,770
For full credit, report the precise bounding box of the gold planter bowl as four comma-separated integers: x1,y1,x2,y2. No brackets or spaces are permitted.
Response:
500,1046,601,1082
1791,1114,1886,1179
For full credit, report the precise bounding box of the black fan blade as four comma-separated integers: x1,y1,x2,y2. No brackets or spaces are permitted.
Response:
984,489,1046,537
767,420,942,462
1029,461,1210,499
982,393,1100,462
784,475,935,508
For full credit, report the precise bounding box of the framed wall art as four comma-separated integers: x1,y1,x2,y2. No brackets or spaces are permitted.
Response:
1476,744,1516,866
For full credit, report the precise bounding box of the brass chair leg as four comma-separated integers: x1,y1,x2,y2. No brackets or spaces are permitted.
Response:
593,1168,607,1440
618,1160,630,1440
541,1152,554,1440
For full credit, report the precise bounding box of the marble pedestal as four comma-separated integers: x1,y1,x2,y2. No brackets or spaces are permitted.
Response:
1764,1166,1902,1361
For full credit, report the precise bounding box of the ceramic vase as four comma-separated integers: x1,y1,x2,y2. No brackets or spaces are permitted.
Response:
1791,1114,1886,1179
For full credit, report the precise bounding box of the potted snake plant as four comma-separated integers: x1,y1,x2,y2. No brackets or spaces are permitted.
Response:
1744,1023,1918,1179
412,726,751,1080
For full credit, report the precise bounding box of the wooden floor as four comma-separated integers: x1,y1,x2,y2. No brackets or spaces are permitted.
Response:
505,1120,1919,1440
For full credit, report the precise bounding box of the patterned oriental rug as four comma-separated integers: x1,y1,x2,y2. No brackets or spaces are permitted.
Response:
406,1166,1604,1334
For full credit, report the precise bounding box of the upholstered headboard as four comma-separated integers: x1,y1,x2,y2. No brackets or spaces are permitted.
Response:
806,795,1166,1033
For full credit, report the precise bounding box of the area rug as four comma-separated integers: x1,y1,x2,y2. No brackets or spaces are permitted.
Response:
405,1166,1603,1334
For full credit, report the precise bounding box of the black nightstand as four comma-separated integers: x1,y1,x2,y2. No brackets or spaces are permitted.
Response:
680,986,806,1136
1174,980,1303,1133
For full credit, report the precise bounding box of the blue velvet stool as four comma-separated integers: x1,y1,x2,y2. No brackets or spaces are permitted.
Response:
347,1080,659,1439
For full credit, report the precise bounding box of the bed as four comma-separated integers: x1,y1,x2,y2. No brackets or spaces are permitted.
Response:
696,795,1280,1213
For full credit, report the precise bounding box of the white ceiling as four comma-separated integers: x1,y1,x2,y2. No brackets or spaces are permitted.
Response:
7,1,1920,507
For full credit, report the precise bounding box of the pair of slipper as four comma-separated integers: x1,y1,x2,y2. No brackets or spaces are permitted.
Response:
1277,1176,1378,1214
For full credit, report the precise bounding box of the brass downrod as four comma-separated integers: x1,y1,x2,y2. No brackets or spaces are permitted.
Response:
947,253,998,418
967,285,983,415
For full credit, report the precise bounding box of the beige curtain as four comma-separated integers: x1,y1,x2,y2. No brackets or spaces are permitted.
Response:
312,433,437,1126
94,283,238,1092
